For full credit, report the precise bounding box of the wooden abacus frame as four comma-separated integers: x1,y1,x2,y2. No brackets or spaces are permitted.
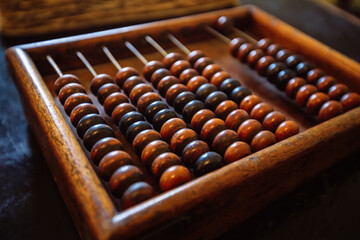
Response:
6,5,360,240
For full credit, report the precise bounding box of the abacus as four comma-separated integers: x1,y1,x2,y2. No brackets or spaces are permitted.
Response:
6,6,360,240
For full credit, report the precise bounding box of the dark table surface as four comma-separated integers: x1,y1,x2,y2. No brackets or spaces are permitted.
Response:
1,0,360,239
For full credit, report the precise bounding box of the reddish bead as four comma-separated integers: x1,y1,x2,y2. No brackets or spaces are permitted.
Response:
202,64,223,80
201,118,227,144
224,141,251,164
316,76,337,92
215,100,238,120
239,95,262,113
306,68,325,85
122,76,146,96
275,120,299,141
318,100,344,122
98,150,133,181
90,74,114,95
115,67,139,87
58,83,86,105
295,84,318,107
159,166,192,192
262,111,286,132
143,60,164,81
103,92,128,116
340,92,360,111
266,43,283,57
276,49,293,62
247,49,265,69
306,92,330,115
150,68,171,88
163,52,184,69
111,103,136,125
194,57,214,74
137,92,162,114
64,93,92,116
257,38,273,51
328,83,349,100
237,119,262,143
250,130,277,152
109,165,144,198
141,140,171,167
179,68,199,85
90,137,123,165
216,16,234,33
54,74,80,94
210,71,231,88
187,76,208,93
170,128,198,154
170,60,191,77
121,182,155,209
238,43,255,63
229,37,247,57
187,50,206,66
182,140,210,168
212,129,239,156
256,56,276,76
165,84,188,105
129,83,154,105
70,103,98,127
133,129,162,154
160,118,187,142
191,109,216,133
157,76,180,97
250,103,274,122
152,152,182,178
225,109,249,131
97,83,121,105
286,77,306,98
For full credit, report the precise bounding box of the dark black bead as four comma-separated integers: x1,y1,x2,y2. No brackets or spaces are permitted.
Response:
219,78,241,96
194,151,224,177
295,61,315,78
119,112,145,134
76,114,106,139
285,54,304,69
83,124,115,151
158,76,179,97
152,109,177,131
182,100,205,123
196,83,217,102
173,91,196,113
276,69,297,90
126,121,152,143
145,101,169,123
231,86,252,105
151,68,171,88
266,62,286,83
204,91,228,111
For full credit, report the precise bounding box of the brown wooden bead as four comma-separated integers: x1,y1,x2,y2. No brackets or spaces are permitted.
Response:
157,76,180,97
216,16,234,33
98,150,133,181
54,74,80,94
187,76,208,93
150,68,171,88
262,111,286,132
215,100,238,120
165,84,188,105
239,95,262,113
194,57,214,74
295,84,318,107
90,74,114,95
191,109,216,133
286,77,306,98
111,103,136,125
170,128,198,154
121,182,155,209
229,37,246,57
182,140,210,168
163,52,184,69
179,68,199,85
122,76,146,96
141,140,171,167
250,130,277,152
318,100,344,122
143,60,163,81
64,93,92,116
238,43,255,63
70,103,99,127
317,76,337,92
266,43,283,57
133,129,162,154
103,92,128,116
159,165,192,192
276,49,293,62
170,60,191,77
126,121,152,143
306,92,330,115
160,118,187,142
187,50,206,66
225,109,249,131
137,92,162,114
109,165,144,198
340,92,360,111
202,64,223,80
328,83,349,100
58,83,86,105
212,129,239,156
129,83,154,105
201,118,227,144
151,152,182,178
250,103,274,122
90,137,123,165
97,83,121,105
275,120,299,141
237,119,262,143
115,67,139,87
83,124,115,151
257,38,273,51
256,56,276,76
247,49,265,69
224,141,251,164
306,68,325,85
210,71,231,87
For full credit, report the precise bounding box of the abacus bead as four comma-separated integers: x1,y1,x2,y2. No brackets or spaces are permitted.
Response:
90,74,114,95
340,92,360,111
210,71,231,88
111,103,136,125
196,83,217,102
237,119,263,143
204,91,228,111
76,114,105,139
165,84,188,105
160,118,187,142
275,120,299,141
54,74,80,94
170,60,191,77
237,43,255,63
182,140,210,167
182,100,205,123
276,69,297,90
126,121,152,143
123,76,146,96
97,83,121,105
179,68,199,85
216,16,234,33
276,49,293,62
191,109,216,133
144,101,169,122
295,85,318,107
306,92,330,115
328,83,349,100
285,55,304,69
262,111,286,132
318,100,344,122
152,109,177,131
109,165,144,198
159,166,192,192
224,141,252,164
266,62,286,83
194,57,214,74
257,38,273,51
250,103,274,122
103,92,128,116
137,92,162,114
250,130,277,152
174,91,196,113
231,86,252,105
64,93,92,116
163,52,184,69
256,56,276,76
99,150,133,181
229,37,246,57
187,76,208,93
115,67,139,87
202,64,223,80
187,50,206,66
119,111,145,134
152,152,182,178
141,140,171,167
143,60,164,81
171,128,198,154
306,68,325,84
266,44,283,57
239,95,262,113
225,109,249,131
212,129,239,156
285,77,306,98
201,118,227,144
194,152,224,177
247,49,265,69
133,130,162,154
157,76,180,97
219,78,241,96
83,124,115,151
70,103,99,127
295,61,315,78
90,137,123,165
215,100,238,120
150,68,171,88
316,76,337,92
58,83,86,105
121,182,155,209
129,83,154,105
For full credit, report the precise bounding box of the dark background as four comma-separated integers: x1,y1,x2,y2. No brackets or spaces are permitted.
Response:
1,0,360,239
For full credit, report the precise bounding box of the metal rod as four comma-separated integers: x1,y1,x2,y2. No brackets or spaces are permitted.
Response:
167,33,191,55
145,36,168,57
125,41,148,65
204,25,231,44
46,55,63,77
102,46,122,71
233,27,257,44
76,51,97,77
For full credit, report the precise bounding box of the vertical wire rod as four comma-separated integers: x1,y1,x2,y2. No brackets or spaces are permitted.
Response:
145,36,168,57
76,51,97,77
167,33,191,55
125,41,148,65
102,46,122,71
232,27,257,44
204,25,231,44
46,55,63,77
